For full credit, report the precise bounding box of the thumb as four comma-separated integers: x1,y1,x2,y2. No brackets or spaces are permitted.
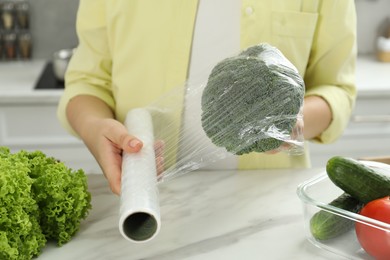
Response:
122,135,143,153
108,122,143,153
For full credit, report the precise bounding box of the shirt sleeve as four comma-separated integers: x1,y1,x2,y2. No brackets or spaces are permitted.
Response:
57,0,114,136
304,0,357,144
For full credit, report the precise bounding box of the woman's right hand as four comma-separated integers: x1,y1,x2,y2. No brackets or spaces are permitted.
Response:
66,95,165,195
66,95,143,195
86,118,165,194
85,117,143,195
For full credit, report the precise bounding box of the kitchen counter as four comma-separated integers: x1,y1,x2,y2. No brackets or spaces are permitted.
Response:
356,54,390,96
0,60,60,104
38,169,338,260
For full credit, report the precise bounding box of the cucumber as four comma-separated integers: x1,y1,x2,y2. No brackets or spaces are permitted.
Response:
326,156,390,203
310,193,364,240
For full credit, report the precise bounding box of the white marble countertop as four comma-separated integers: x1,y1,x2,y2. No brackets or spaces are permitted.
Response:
37,169,341,260
0,54,390,104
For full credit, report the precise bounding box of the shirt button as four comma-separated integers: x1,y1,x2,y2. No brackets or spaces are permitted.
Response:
245,6,254,15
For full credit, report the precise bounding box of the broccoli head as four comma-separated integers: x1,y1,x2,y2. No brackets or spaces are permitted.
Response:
201,43,304,155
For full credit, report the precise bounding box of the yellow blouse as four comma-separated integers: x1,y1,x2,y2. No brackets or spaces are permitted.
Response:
57,0,357,169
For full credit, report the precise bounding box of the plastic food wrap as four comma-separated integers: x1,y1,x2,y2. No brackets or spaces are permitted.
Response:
201,44,304,155
119,43,305,242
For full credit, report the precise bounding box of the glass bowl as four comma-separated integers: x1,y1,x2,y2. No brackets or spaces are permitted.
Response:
297,161,390,260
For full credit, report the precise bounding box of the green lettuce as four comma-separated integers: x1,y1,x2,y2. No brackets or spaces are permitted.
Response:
0,147,92,259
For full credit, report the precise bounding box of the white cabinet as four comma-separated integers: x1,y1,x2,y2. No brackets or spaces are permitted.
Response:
0,100,101,173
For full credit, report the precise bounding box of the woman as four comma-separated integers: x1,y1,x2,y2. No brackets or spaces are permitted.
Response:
57,0,357,195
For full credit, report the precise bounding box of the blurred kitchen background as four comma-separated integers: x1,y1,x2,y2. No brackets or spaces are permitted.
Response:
25,0,78,59
14,0,390,59
355,0,390,55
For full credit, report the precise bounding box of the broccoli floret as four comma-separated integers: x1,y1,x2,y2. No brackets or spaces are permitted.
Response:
201,43,304,155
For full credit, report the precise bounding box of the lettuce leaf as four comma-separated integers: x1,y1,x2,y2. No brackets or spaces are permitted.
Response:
0,147,92,259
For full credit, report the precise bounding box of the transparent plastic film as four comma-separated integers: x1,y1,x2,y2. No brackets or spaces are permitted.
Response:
201,44,305,156
157,43,305,181
119,43,305,242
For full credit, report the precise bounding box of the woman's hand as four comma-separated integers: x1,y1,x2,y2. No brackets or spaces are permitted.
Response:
66,95,143,195
86,118,143,195
265,115,304,154
264,95,332,154
86,119,165,194
66,95,166,195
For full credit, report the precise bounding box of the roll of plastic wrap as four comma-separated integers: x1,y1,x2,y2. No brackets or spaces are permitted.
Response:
119,108,160,243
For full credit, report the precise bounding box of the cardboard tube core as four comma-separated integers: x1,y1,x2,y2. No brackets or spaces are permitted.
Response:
122,212,158,241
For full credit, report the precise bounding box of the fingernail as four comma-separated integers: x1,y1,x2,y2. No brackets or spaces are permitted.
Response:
129,139,141,149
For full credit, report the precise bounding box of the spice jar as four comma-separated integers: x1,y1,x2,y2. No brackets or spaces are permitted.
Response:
16,2,29,29
0,2,2,30
18,31,32,59
4,32,17,59
1,2,15,31
0,33,3,60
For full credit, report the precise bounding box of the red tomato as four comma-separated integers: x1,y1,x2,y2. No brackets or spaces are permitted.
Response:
355,196,390,260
